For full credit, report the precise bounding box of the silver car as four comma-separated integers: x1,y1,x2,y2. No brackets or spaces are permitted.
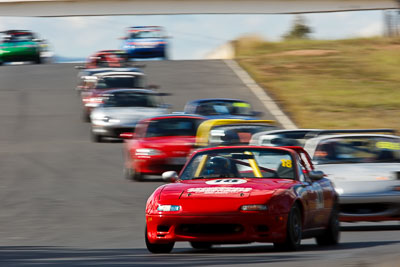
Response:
249,129,320,147
303,131,400,222
90,89,169,142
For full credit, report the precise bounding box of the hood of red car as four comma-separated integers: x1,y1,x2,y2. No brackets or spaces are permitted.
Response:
159,178,295,214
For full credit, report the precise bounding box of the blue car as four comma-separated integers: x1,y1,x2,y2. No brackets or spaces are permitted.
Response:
183,98,262,120
121,26,168,60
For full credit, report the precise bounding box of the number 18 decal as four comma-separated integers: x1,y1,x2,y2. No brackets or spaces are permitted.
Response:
280,159,292,168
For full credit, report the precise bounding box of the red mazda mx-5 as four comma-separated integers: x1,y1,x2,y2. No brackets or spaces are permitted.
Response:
122,114,205,181
145,146,339,253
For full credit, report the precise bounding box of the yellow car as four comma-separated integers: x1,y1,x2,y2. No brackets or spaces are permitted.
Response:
195,119,276,147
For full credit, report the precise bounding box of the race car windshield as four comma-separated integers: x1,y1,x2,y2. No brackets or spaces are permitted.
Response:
313,136,400,164
102,92,160,108
180,148,294,180
209,125,276,146
146,118,203,137
129,30,162,39
3,33,33,42
196,101,253,116
96,76,145,89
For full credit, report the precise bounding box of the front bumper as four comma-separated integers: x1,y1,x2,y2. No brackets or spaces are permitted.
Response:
92,124,135,138
339,192,400,222
146,213,288,244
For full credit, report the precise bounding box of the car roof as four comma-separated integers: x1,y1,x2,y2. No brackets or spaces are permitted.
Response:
93,71,144,77
187,98,250,104
100,88,157,94
308,133,400,142
192,145,298,155
2,30,32,34
250,129,320,143
81,67,143,75
128,26,163,29
145,114,206,121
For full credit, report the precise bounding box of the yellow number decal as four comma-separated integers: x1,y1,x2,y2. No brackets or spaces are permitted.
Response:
376,141,400,150
281,159,292,168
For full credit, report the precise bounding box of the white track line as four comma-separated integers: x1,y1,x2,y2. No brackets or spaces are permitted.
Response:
225,59,297,129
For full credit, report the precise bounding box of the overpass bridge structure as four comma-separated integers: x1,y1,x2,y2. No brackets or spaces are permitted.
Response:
0,0,398,17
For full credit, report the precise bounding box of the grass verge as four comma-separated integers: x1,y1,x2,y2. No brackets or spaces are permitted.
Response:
235,36,400,132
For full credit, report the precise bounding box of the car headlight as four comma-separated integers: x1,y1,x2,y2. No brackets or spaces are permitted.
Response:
392,186,400,192
102,116,120,123
240,205,268,211
135,148,161,156
157,205,181,212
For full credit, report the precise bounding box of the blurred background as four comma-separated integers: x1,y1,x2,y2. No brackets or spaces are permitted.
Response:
0,10,391,60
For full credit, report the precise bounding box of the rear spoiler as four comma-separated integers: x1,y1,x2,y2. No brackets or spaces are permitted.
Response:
305,129,396,139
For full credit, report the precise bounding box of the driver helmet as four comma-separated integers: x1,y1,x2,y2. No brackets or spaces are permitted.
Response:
206,156,231,176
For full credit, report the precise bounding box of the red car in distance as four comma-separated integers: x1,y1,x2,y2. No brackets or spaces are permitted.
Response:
84,50,129,69
145,146,339,253
122,115,205,181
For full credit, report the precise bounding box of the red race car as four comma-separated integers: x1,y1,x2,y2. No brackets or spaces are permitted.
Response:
145,146,339,253
122,114,205,181
84,50,129,69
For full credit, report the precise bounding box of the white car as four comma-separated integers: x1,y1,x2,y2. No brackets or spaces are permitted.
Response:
90,89,170,142
303,130,400,222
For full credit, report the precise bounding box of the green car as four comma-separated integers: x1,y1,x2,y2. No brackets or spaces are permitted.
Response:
0,30,45,65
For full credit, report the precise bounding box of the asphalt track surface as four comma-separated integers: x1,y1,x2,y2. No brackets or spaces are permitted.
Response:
0,61,400,267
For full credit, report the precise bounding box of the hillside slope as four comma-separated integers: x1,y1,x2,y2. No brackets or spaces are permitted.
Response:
236,37,400,131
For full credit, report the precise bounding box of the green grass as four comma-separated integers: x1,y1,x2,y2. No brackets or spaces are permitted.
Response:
235,36,400,131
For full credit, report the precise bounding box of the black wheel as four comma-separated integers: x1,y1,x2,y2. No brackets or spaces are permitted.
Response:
34,56,42,64
145,226,174,253
316,203,340,246
124,166,143,181
190,242,212,249
274,204,302,251
0,61,3,66
91,133,103,143
82,110,91,123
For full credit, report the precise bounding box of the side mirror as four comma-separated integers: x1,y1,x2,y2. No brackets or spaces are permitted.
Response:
162,171,178,182
309,170,324,181
120,132,135,139
75,65,85,70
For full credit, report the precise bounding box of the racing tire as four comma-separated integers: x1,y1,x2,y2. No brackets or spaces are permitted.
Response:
91,133,103,143
34,56,42,64
0,61,3,66
315,203,340,246
190,242,213,249
274,204,302,251
124,166,143,181
145,226,174,253
82,110,91,123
